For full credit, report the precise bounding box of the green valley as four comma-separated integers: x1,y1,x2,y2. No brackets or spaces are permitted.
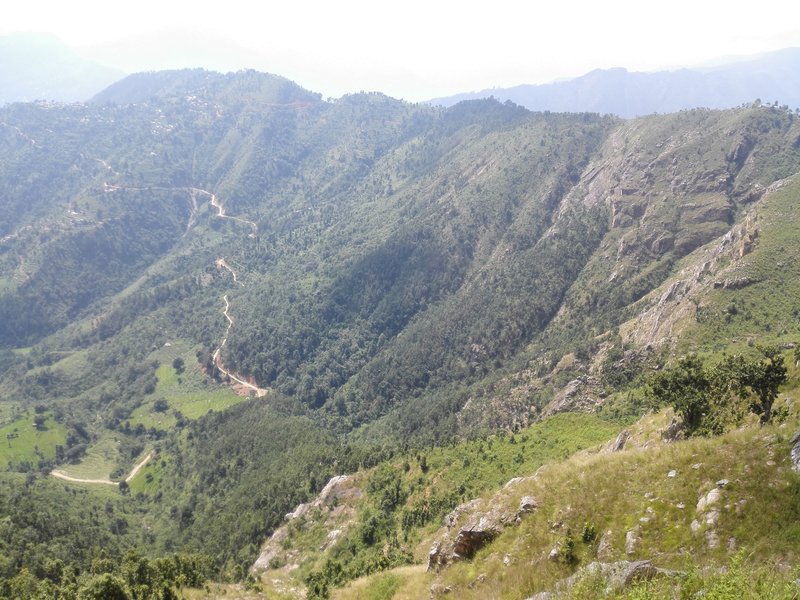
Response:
0,68,799,599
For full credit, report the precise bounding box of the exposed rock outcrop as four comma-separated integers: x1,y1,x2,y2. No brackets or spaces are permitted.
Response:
252,474,362,573
611,430,630,452
428,485,540,571
713,276,758,290
451,516,502,559
542,375,603,416
523,560,683,599
283,475,356,521
625,526,640,555
791,430,800,473
693,484,726,550
619,195,764,350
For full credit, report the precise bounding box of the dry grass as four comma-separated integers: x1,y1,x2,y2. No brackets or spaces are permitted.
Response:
431,412,800,599
332,565,430,600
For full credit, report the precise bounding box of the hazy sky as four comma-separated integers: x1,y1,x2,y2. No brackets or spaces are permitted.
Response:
3,0,800,100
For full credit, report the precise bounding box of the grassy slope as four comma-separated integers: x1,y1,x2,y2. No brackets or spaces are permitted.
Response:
298,147,800,598
0,412,66,468
680,174,800,354
55,341,246,479
337,406,800,599
258,413,620,589
437,419,800,598
56,430,121,479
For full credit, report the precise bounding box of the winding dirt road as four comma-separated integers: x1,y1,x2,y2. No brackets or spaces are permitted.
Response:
216,258,244,286
103,182,267,397
211,293,268,398
201,189,258,237
51,451,153,486
49,181,268,486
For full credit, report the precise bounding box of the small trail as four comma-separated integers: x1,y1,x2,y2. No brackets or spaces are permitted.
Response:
185,189,199,233
51,451,153,486
104,185,258,237
50,472,118,485
93,157,117,173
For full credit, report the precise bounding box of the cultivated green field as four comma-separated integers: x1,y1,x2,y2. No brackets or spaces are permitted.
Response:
0,412,66,468
128,342,248,430
54,431,122,480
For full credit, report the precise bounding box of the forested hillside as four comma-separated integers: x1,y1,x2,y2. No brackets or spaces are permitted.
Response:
1,69,800,597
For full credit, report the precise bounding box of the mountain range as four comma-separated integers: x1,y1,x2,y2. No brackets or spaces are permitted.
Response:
429,47,800,117
4,31,800,118
0,33,125,104
0,67,799,598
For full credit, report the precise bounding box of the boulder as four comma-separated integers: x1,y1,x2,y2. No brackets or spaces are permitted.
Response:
597,530,614,560
662,417,682,441
528,560,684,598
427,542,444,572
430,583,453,596
428,515,502,571
791,430,800,473
706,530,720,549
611,430,630,452
722,276,757,290
625,527,640,555
593,560,660,588
428,491,539,571
442,498,481,528
696,487,720,513
452,516,501,559
519,496,538,513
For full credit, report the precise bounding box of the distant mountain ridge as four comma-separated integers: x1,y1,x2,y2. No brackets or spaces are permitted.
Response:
429,47,800,117
0,33,125,104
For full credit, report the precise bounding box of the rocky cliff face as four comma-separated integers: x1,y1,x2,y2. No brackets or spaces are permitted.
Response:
620,174,795,351
252,474,363,574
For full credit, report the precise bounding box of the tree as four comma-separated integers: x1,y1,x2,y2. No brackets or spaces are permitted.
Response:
33,414,47,430
650,355,709,432
746,345,787,424
172,357,185,375
77,573,130,600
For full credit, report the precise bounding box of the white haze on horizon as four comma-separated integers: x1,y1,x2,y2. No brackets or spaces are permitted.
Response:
3,0,800,101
